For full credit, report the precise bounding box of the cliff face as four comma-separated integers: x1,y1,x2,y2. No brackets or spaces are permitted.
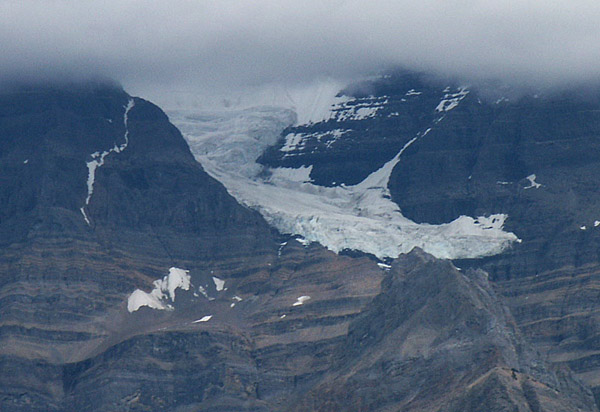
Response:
58,240,385,411
290,250,595,412
382,82,600,403
1,82,599,411
388,87,600,280
0,85,277,410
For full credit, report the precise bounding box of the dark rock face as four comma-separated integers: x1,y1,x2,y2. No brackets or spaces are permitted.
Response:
389,88,600,280
375,79,600,402
290,250,596,412
48,239,386,411
259,72,454,186
1,82,599,411
0,85,278,411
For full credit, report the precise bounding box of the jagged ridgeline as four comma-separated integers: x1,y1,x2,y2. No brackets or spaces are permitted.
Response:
1,77,600,411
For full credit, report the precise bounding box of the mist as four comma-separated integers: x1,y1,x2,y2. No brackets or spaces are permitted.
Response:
2,0,600,96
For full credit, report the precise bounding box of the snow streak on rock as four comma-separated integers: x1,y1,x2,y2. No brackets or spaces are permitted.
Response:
165,84,518,261
281,129,351,155
435,88,469,112
81,98,135,225
331,96,387,122
192,315,212,323
293,296,311,306
524,174,542,189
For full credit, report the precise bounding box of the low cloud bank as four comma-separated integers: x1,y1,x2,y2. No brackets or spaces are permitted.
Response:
2,1,599,94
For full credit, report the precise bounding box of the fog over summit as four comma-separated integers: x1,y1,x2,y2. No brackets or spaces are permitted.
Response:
2,0,600,94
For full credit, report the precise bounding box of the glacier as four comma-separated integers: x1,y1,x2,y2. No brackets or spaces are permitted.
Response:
158,80,519,260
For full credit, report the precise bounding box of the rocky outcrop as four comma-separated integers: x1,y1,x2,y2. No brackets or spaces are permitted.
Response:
53,239,385,411
496,264,600,406
389,87,600,279
288,249,596,411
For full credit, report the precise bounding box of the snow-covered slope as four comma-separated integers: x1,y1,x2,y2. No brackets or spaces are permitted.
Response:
163,81,519,260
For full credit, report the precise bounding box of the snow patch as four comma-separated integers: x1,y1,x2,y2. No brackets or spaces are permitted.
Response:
377,262,392,270
127,267,191,312
197,285,209,299
351,107,377,118
435,88,469,112
278,241,288,256
193,315,212,323
127,289,167,312
293,296,311,306
524,174,542,189
296,237,311,246
332,97,387,122
161,267,191,301
325,129,350,148
80,207,91,226
280,129,351,155
212,276,225,292
281,133,306,152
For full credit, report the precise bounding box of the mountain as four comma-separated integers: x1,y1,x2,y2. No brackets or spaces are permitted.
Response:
249,71,600,406
287,249,595,412
0,84,278,410
1,79,599,411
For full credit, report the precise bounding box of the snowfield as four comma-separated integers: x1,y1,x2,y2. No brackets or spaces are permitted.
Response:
159,80,519,260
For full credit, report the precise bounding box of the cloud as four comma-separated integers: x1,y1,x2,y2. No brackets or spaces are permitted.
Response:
1,0,600,94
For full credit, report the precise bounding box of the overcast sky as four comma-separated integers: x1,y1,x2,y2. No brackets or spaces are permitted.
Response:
2,0,600,95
